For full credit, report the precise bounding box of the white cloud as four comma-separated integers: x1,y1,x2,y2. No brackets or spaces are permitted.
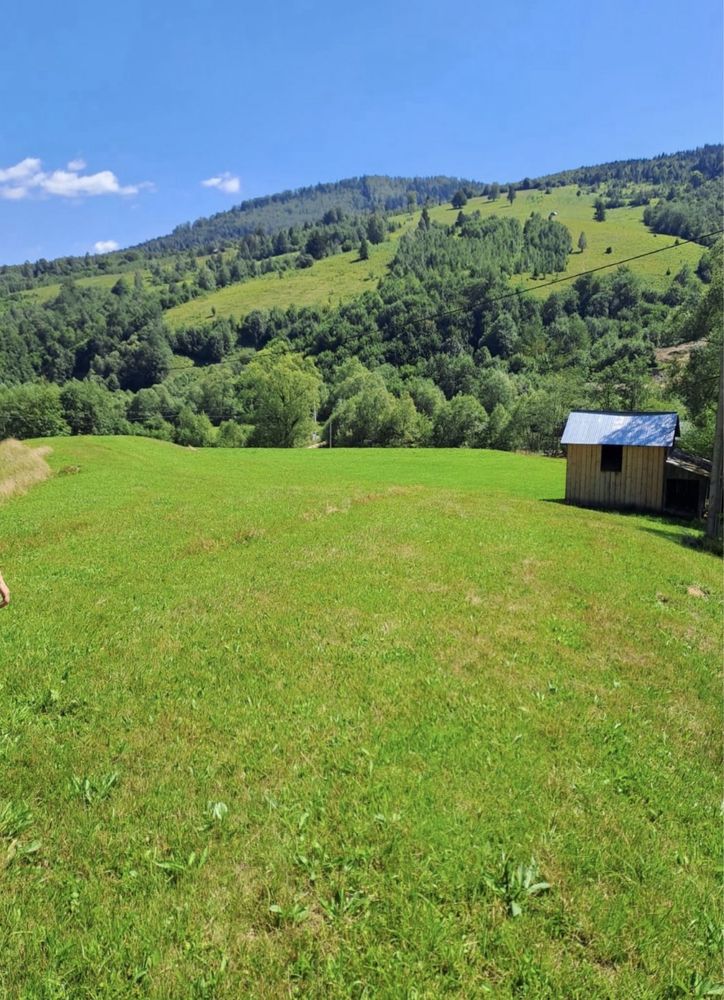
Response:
93,240,119,254
0,157,151,201
0,158,42,183
42,169,140,197
201,171,240,194
0,186,29,201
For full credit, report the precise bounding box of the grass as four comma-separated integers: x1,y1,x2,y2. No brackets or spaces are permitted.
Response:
0,439,52,501
164,186,706,327
0,436,720,997
17,272,141,305
164,236,403,329
428,186,705,294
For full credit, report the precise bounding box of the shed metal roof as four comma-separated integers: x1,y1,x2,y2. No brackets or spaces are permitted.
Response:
561,410,680,447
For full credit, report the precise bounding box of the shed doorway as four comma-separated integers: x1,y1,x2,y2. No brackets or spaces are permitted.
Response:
665,478,700,517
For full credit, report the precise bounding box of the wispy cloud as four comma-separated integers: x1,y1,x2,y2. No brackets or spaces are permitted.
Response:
93,240,119,254
201,171,240,194
0,157,152,200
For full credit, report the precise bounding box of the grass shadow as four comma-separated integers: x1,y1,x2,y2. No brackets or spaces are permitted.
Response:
539,498,715,553
638,524,718,555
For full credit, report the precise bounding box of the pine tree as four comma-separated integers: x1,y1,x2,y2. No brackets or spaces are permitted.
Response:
578,232,587,253
594,198,606,222
359,238,369,261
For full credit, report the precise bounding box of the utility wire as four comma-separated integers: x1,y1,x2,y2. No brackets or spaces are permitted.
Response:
392,228,724,331
164,228,723,370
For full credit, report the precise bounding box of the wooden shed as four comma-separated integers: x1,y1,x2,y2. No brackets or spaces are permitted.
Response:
562,410,681,513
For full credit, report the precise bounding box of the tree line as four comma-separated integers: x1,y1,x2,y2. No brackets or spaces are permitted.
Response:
0,209,718,459
1,145,719,300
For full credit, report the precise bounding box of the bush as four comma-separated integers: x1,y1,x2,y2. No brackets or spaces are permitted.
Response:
60,381,125,435
216,421,252,448
0,384,69,439
174,407,215,447
433,395,488,447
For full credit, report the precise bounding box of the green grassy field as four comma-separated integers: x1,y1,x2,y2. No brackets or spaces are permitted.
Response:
12,186,704,324
0,437,720,997
427,187,705,294
164,241,400,328
17,272,141,305
164,186,705,327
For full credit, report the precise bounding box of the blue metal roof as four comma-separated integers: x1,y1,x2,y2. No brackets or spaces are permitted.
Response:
561,410,680,447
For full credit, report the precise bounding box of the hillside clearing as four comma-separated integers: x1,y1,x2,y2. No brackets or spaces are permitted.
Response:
164,239,400,328
0,437,719,997
164,186,705,327
9,187,706,323
16,272,143,305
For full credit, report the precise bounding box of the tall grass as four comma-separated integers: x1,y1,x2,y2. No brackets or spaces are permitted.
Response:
0,439,51,502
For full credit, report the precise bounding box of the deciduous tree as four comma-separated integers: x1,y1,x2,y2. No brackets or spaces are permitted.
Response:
242,342,322,447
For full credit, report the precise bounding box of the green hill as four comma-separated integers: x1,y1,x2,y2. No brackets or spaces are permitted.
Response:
136,175,475,255
0,437,719,997
164,185,705,328
16,186,705,325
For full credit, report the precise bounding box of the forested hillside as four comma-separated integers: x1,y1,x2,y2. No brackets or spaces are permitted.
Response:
137,176,475,255
0,145,721,459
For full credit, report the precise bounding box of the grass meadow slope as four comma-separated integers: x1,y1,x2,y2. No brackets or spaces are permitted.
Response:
12,186,705,325
0,438,720,998
164,186,706,327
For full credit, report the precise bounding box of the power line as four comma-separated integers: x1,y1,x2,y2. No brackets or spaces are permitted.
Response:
164,229,722,364
393,228,724,331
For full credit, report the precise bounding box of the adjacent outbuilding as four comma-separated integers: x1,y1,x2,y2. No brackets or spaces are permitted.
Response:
561,410,709,516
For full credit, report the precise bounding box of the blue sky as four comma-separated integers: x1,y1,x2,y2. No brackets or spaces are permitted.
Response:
2,0,722,265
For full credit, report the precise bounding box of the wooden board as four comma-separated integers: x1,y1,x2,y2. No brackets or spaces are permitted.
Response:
565,445,665,512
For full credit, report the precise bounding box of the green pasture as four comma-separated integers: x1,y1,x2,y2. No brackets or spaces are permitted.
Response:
19,271,148,305
164,236,403,329
0,438,720,997
164,186,705,327
433,187,705,295
11,186,705,322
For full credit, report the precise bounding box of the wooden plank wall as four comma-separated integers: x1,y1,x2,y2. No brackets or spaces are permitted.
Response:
565,445,666,511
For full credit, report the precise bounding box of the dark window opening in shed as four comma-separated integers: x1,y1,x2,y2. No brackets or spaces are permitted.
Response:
601,445,623,472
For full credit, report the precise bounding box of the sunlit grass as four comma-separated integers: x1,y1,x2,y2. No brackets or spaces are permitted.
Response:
427,186,705,293
164,186,705,326
164,239,401,328
0,437,719,997
0,439,52,501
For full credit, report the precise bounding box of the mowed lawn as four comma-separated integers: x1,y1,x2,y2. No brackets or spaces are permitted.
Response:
0,438,720,998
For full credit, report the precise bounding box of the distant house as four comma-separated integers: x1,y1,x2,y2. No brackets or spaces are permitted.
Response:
561,410,710,517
